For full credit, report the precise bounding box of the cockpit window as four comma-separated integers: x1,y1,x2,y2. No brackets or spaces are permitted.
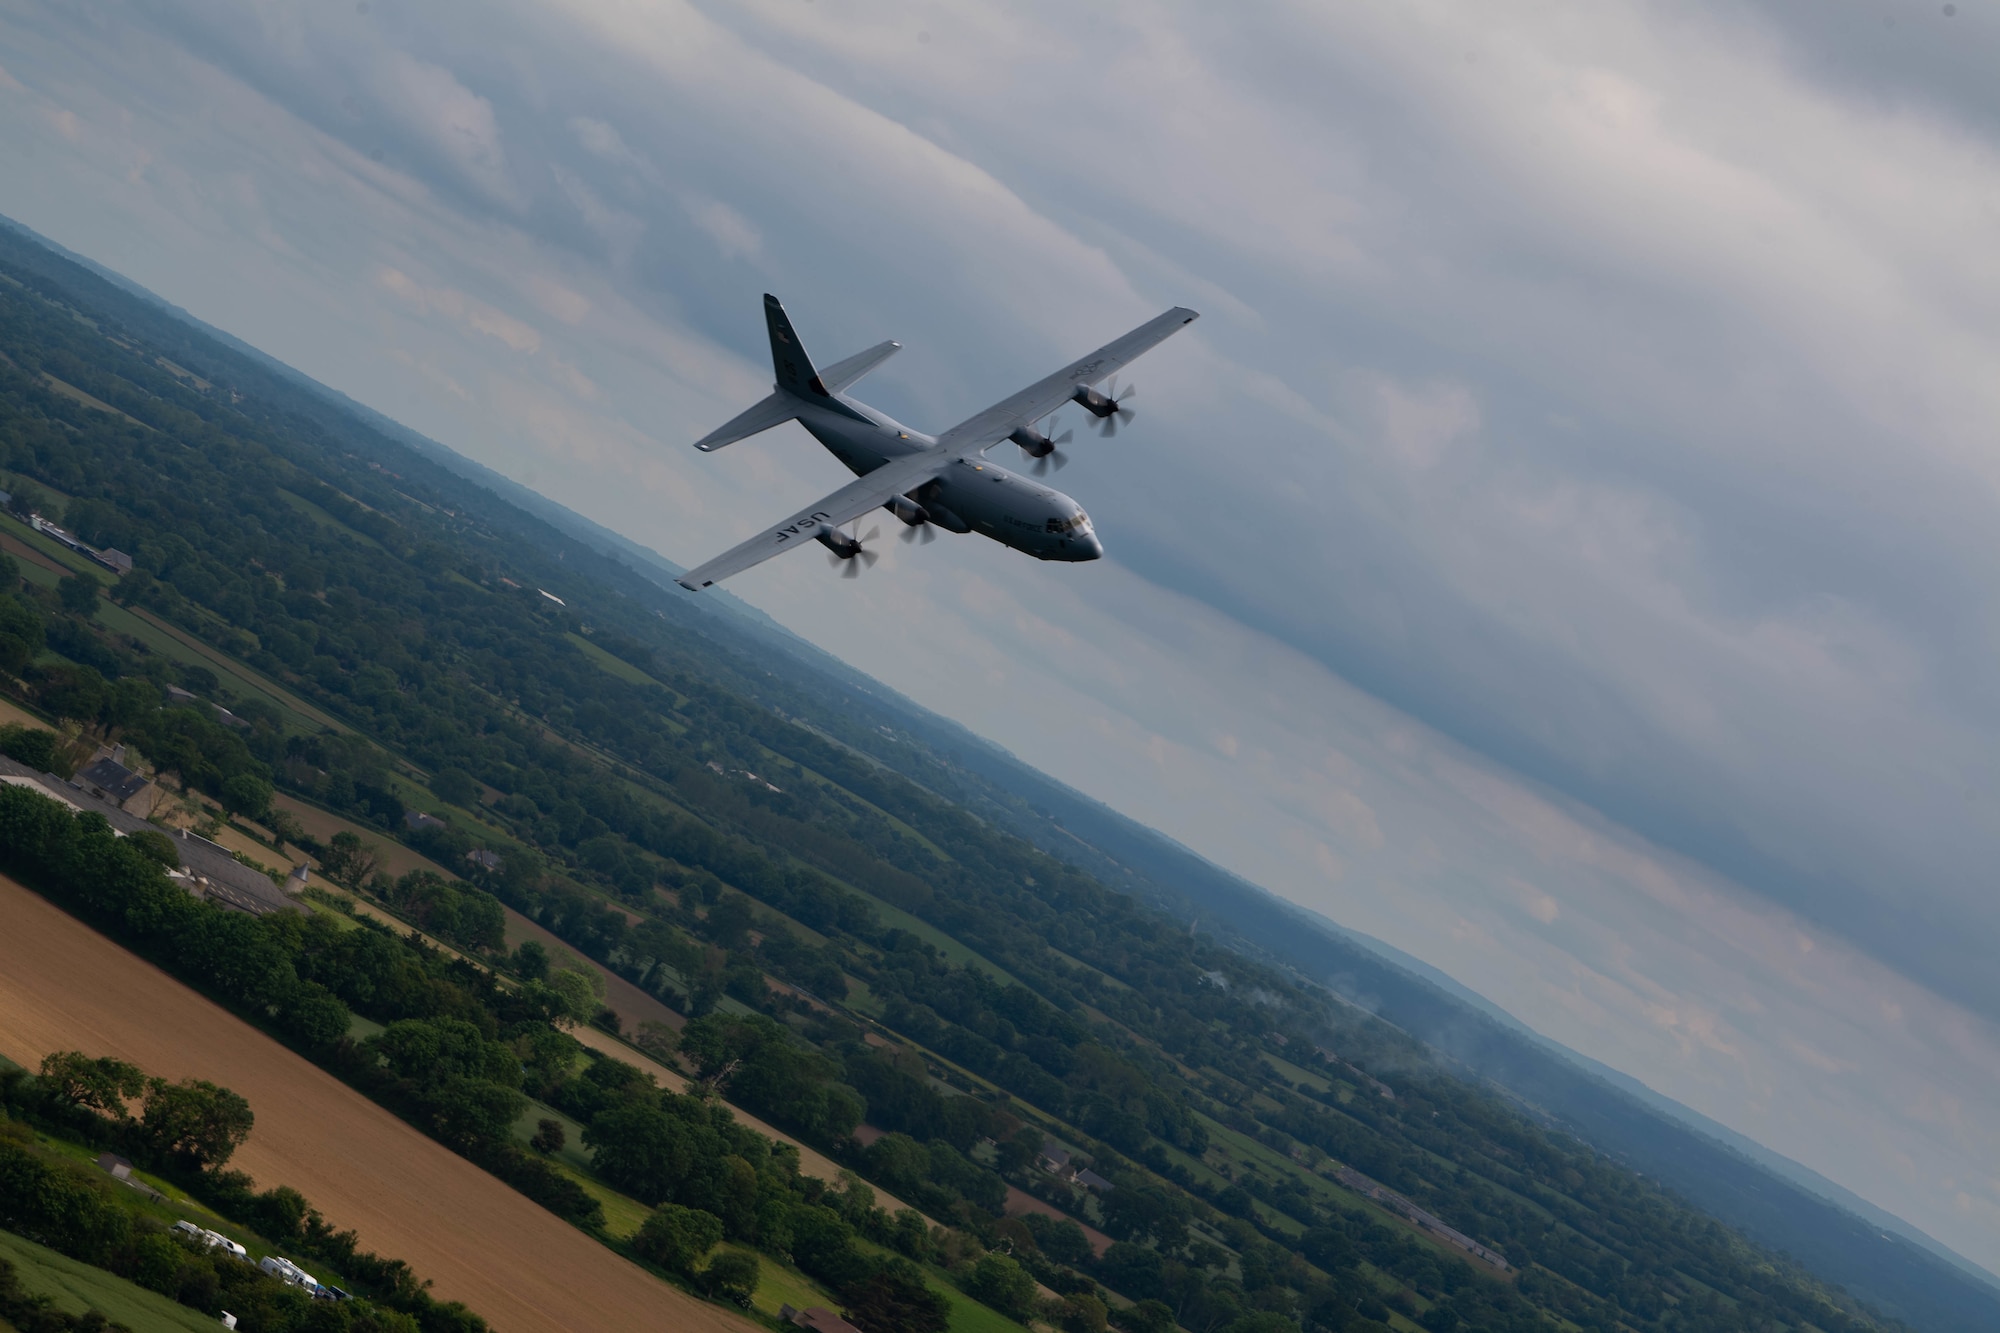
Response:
1045,512,1090,535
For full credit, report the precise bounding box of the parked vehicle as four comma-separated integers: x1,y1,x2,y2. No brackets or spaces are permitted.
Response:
172,1220,249,1262
259,1254,323,1295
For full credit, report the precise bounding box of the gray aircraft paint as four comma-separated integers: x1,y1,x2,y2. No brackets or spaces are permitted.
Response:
678,295,1195,589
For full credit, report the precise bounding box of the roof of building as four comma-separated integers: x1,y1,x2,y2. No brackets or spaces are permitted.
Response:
405,810,445,830
783,1307,861,1333
77,756,151,804
1074,1169,1116,1192
0,755,291,916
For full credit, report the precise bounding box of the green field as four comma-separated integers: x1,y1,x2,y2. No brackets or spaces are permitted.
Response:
933,1270,1034,1333
745,1248,841,1321
566,633,661,688
0,1228,219,1332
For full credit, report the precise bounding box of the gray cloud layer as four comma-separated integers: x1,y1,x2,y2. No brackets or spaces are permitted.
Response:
5,0,1999,1271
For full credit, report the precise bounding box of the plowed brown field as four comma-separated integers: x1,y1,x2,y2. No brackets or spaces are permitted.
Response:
0,873,753,1333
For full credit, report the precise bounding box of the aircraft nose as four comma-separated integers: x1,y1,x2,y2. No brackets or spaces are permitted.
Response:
1079,530,1104,560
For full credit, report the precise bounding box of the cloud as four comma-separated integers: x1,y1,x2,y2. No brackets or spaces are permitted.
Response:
375,265,542,354
683,194,762,261
367,51,519,209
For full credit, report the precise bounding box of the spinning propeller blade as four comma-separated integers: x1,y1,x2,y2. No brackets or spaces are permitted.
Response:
1096,380,1136,438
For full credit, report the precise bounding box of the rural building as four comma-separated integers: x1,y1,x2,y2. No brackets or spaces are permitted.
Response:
405,809,445,832
165,684,198,704
1038,1145,1074,1178
285,863,310,896
76,753,160,817
95,547,133,575
97,1153,133,1180
466,848,503,872
1074,1168,1115,1193
780,1306,861,1333
0,754,293,916
212,704,250,729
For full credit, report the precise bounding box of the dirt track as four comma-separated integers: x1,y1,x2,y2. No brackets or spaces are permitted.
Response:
0,874,755,1333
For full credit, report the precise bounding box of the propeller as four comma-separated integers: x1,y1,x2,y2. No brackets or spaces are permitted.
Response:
900,521,937,545
818,523,881,576
1020,414,1074,475
1096,378,1137,438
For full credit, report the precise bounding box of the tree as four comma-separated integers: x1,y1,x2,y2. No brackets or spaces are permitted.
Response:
219,773,272,819
31,663,105,724
964,1253,1037,1321
1219,1315,1298,1333
697,1249,760,1306
58,574,99,616
1027,1215,1092,1267
530,1118,566,1155
632,1203,723,1275
0,594,43,676
125,829,178,869
547,965,604,1026
38,1052,144,1118
1060,1294,1109,1333
1111,1300,1176,1333
840,1265,951,1333
139,1077,254,1169
432,768,479,807
513,940,550,982
320,830,379,886
0,724,63,775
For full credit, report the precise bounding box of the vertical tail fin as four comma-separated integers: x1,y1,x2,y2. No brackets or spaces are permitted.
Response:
765,293,830,397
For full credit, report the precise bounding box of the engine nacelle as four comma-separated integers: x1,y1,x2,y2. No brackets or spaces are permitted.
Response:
813,524,863,558
1008,424,1056,458
1070,383,1115,418
886,493,929,527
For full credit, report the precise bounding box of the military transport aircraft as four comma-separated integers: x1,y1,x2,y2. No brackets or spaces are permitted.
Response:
675,295,1198,590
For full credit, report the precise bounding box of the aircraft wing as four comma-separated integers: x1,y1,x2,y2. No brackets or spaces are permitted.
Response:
934,307,1200,456
676,450,948,590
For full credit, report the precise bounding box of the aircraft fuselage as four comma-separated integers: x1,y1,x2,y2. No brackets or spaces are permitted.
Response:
794,394,1103,563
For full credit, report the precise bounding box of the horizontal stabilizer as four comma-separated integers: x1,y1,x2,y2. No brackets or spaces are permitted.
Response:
818,340,901,395
692,391,801,453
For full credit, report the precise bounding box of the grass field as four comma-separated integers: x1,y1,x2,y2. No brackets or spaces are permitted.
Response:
566,632,661,687
835,882,1020,986
0,1228,219,1332
0,513,106,581
0,695,49,730
269,794,454,881
0,873,758,1333
502,905,688,1034
745,1247,842,1320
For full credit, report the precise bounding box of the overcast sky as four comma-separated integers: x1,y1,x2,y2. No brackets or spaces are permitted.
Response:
4,0,1999,1278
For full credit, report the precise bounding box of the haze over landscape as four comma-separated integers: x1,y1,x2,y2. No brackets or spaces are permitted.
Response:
3,0,1998,1290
